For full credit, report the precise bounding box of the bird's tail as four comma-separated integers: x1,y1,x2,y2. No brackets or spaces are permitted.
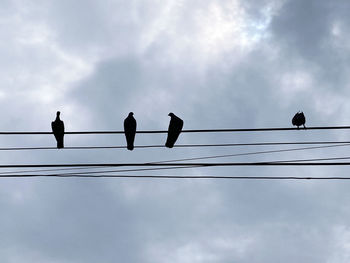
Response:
127,144,134,151
57,139,64,149
165,140,174,148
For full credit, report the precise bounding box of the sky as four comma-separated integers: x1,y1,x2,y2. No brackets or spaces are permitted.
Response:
1,0,350,262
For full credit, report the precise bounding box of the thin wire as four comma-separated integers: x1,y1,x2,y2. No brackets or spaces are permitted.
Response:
41,165,204,176
1,142,350,151
147,144,350,164
272,156,350,163
42,156,350,176
1,125,350,135
0,146,124,151
2,162,350,168
0,166,108,175
4,143,344,175
3,155,349,176
0,142,344,174
1,173,350,180
175,141,350,147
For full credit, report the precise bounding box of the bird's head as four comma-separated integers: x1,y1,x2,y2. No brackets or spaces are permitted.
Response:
129,112,134,116
168,112,174,117
56,111,61,117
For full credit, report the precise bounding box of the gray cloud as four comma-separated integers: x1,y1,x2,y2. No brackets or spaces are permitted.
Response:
1,0,350,262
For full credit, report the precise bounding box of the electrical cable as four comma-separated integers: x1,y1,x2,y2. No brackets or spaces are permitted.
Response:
36,165,204,176
0,142,349,151
41,156,350,176
147,144,350,164
0,166,108,175
1,173,350,180
4,144,346,175
1,162,350,169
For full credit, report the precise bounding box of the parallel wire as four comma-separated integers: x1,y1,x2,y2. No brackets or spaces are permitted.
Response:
0,166,105,175
1,126,350,178
2,144,347,175
0,142,350,151
1,143,350,169
38,156,350,176
1,173,350,180
36,165,203,176
3,152,350,176
2,162,350,168
272,156,350,163
148,144,350,164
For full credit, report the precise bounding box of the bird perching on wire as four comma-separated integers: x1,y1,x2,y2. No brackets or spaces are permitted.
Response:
166,113,184,148
51,111,65,148
124,112,137,150
292,111,306,129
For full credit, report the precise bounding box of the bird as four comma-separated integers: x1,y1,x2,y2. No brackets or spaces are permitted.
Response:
124,112,137,151
165,113,184,148
51,111,65,148
292,111,306,129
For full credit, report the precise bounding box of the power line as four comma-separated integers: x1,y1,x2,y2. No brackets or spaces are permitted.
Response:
2,162,350,168
148,144,350,164
1,125,350,135
4,154,350,176
175,141,350,147
0,146,124,151
37,156,350,175
5,144,344,175
0,143,348,175
0,166,107,175
272,156,350,163
1,173,350,180
0,142,350,151
38,165,203,176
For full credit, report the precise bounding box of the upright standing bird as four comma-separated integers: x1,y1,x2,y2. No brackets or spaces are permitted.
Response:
166,113,184,148
51,111,65,148
124,112,137,151
292,111,306,129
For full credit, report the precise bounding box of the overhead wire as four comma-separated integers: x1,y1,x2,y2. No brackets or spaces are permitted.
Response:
0,142,349,151
33,165,204,176
0,141,347,177
1,125,350,179
271,156,350,163
34,156,350,176
0,166,108,175
146,143,350,164
3,148,350,176
2,162,350,169
1,173,350,180
0,127,349,174
2,143,346,175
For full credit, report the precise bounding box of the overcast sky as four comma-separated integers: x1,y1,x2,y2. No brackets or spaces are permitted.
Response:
1,0,350,262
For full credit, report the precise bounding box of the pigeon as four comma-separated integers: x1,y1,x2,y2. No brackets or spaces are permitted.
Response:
51,111,65,148
124,112,137,151
165,113,184,148
292,111,306,129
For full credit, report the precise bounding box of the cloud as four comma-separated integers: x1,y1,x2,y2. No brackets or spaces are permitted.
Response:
2,1,350,262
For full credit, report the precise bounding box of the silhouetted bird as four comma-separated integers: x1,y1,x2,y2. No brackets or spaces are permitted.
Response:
124,112,137,151
51,111,65,148
166,113,184,148
292,111,306,129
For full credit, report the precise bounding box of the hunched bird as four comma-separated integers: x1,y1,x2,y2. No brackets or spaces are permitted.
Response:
124,112,137,150
165,113,183,148
51,111,65,148
292,111,306,129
